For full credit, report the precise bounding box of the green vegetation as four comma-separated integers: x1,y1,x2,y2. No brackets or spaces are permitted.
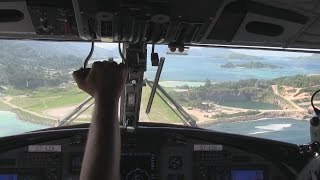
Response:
272,75,320,88
0,100,10,110
9,86,88,113
260,91,294,109
221,61,281,69
168,75,315,111
278,86,285,95
168,79,280,110
141,86,183,124
211,111,260,119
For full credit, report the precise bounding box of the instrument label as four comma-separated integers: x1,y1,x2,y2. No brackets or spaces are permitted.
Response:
28,145,61,152
194,144,223,151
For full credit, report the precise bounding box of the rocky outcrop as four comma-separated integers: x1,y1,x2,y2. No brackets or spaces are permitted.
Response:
260,94,293,109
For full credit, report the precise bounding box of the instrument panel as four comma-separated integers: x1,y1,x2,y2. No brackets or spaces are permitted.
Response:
0,125,305,180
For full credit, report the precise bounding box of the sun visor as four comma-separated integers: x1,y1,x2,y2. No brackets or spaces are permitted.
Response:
232,13,304,47
0,1,35,35
203,0,308,48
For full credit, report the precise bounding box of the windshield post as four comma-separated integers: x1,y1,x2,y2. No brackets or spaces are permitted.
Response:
119,42,147,126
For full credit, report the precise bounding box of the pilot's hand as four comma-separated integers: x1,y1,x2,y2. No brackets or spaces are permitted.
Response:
73,61,127,101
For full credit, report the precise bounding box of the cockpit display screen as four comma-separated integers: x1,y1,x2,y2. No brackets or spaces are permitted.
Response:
0,174,17,180
231,170,264,180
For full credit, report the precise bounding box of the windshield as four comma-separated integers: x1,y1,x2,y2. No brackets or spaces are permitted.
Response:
0,40,316,144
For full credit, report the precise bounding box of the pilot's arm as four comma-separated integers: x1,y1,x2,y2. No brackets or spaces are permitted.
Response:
73,61,127,180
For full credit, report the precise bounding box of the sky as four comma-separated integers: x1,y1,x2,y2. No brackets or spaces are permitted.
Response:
95,42,118,49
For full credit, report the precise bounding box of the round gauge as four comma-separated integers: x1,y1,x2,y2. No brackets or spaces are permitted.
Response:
168,156,183,170
125,168,150,180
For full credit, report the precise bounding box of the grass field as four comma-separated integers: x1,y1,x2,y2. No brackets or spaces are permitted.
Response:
2,84,184,126
141,86,184,124
9,86,89,113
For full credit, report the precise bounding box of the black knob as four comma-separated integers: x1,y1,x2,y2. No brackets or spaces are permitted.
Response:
310,116,320,126
168,156,183,170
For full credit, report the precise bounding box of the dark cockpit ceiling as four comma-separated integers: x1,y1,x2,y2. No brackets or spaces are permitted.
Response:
0,0,319,51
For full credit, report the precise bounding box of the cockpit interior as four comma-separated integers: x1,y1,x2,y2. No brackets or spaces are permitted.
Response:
0,0,320,179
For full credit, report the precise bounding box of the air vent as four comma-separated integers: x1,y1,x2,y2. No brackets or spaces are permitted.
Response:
246,21,284,36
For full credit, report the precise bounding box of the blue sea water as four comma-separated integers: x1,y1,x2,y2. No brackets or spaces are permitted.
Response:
145,55,320,82
207,118,310,144
0,111,47,137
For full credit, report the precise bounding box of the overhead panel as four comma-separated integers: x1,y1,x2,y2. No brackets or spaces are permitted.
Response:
0,0,318,50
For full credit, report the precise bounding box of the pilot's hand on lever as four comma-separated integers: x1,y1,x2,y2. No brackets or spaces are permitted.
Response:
73,61,126,180
72,61,127,101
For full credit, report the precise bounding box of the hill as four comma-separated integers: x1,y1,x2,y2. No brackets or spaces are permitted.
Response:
0,40,266,90
0,40,121,89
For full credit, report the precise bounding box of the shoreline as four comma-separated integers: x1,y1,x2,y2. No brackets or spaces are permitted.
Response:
0,110,53,127
197,111,311,127
0,109,312,128
15,113,53,127
4,108,312,128
11,110,53,127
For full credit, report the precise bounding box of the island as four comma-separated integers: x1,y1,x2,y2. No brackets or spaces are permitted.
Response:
221,61,282,69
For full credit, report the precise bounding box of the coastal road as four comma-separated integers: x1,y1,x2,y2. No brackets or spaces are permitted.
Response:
271,85,304,111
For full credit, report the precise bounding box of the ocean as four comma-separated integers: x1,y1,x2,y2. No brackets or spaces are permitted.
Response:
0,111,47,137
207,118,310,144
145,55,320,82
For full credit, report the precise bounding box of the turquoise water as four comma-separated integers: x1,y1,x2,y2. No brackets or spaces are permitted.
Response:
146,56,320,82
219,101,280,110
207,118,310,144
0,111,48,137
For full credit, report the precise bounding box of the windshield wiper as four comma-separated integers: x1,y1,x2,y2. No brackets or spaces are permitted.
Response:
146,57,165,114
145,80,197,127
145,56,196,127
56,96,94,127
